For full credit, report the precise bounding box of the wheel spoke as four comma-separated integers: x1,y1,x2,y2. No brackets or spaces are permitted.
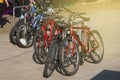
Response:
88,30,104,63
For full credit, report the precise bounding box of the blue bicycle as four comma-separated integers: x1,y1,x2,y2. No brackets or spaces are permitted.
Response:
16,13,44,48
9,4,37,45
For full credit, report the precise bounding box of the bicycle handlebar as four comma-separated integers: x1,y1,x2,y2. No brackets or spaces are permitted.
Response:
61,6,90,21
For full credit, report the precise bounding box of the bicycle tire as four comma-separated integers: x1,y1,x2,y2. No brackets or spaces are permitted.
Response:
88,30,104,63
32,52,41,64
16,23,33,48
9,19,24,44
59,35,80,76
43,40,58,78
55,61,66,75
33,30,47,64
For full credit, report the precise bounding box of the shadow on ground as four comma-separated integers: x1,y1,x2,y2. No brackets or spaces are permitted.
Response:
91,70,120,80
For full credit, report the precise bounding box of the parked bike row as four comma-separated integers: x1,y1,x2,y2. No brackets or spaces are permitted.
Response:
9,1,104,78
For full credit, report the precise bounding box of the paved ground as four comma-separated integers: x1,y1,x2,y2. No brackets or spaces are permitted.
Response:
0,1,120,80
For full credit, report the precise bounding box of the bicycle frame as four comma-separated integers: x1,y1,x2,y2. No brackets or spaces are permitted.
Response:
41,18,54,47
70,26,99,55
37,18,62,48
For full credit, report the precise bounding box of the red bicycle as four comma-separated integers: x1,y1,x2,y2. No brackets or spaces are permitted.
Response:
33,10,62,64
58,7,104,76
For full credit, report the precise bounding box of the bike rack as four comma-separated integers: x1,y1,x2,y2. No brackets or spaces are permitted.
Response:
12,5,30,26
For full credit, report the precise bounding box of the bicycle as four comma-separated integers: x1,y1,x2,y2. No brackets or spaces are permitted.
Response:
16,12,43,48
58,6,104,76
9,5,36,46
43,8,81,77
43,20,68,78
16,0,53,48
33,8,61,64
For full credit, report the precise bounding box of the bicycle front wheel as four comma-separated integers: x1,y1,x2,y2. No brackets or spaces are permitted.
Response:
16,23,33,48
43,40,58,78
33,30,47,64
88,30,104,63
59,35,80,76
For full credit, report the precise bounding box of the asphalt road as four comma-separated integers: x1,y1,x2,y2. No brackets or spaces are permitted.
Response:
0,1,120,80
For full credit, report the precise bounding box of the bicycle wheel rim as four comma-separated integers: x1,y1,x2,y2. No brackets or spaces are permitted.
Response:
89,30,104,63
60,36,80,76
34,30,46,64
43,40,57,78
17,24,33,48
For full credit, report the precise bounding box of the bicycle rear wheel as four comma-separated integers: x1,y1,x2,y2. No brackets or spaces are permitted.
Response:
88,30,104,63
9,26,18,44
59,35,80,76
9,19,24,44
